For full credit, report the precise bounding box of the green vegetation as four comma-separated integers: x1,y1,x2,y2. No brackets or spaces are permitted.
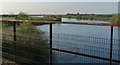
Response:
15,12,30,20
110,14,120,24
62,15,111,21
1,12,59,21
3,22,49,64
2,12,49,64
1,17,15,20
1,16,58,21
14,12,54,21
1,16,54,21
1,12,120,24
47,14,120,24
30,16,54,21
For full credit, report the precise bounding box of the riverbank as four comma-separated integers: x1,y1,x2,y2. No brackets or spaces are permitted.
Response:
0,16,61,21
0,16,110,23
46,14,112,22
0,14,118,24
0,16,62,25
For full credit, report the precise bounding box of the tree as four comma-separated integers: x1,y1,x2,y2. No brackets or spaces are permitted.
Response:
15,12,29,20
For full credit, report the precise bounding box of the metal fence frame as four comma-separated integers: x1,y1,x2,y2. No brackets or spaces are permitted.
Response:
2,19,120,65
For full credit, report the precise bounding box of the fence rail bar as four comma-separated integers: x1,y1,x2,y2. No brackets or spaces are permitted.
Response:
110,26,113,65
52,48,120,63
50,23,52,65
13,21,16,62
1,19,120,27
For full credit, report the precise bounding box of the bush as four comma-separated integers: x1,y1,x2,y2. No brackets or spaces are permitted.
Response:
15,12,29,20
110,14,120,24
2,22,49,64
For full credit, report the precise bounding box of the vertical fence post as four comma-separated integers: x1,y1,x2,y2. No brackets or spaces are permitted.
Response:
50,23,52,65
118,27,120,61
13,21,16,62
110,26,113,65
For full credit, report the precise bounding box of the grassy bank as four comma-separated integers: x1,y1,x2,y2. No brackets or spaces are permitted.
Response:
1,16,61,21
0,16,15,20
1,15,111,21
62,15,111,21
1,14,119,24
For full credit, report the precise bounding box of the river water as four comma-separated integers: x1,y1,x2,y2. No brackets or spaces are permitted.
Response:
37,18,120,63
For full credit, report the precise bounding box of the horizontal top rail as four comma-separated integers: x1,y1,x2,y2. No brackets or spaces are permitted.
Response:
1,19,120,27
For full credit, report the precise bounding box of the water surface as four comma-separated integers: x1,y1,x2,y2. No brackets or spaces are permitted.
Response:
37,18,120,63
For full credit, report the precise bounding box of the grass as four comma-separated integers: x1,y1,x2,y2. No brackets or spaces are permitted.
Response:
0,17,15,20
31,16,54,21
1,16,55,21
1,15,113,22
62,15,112,21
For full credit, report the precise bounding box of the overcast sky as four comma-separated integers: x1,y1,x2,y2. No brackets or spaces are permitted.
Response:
1,2,118,14
0,0,119,2
0,0,119,14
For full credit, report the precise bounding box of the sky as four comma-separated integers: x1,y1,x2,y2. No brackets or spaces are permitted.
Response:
0,0,119,14
0,0,119,2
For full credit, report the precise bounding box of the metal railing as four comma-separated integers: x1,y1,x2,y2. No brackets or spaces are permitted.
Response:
1,19,120,65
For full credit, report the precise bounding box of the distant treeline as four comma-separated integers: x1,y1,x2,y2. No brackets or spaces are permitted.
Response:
66,13,113,17
0,14,63,17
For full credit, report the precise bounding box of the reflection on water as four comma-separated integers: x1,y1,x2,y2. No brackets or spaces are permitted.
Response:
52,51,109,63
37,18,120,63
38,18,119,39
62,18,110,23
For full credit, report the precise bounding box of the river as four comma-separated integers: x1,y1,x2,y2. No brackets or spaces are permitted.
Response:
37,18,120,63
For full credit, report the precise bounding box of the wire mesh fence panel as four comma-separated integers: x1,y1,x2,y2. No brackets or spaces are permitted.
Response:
52,33,110,58
112,39,120,61
50,24,120,64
